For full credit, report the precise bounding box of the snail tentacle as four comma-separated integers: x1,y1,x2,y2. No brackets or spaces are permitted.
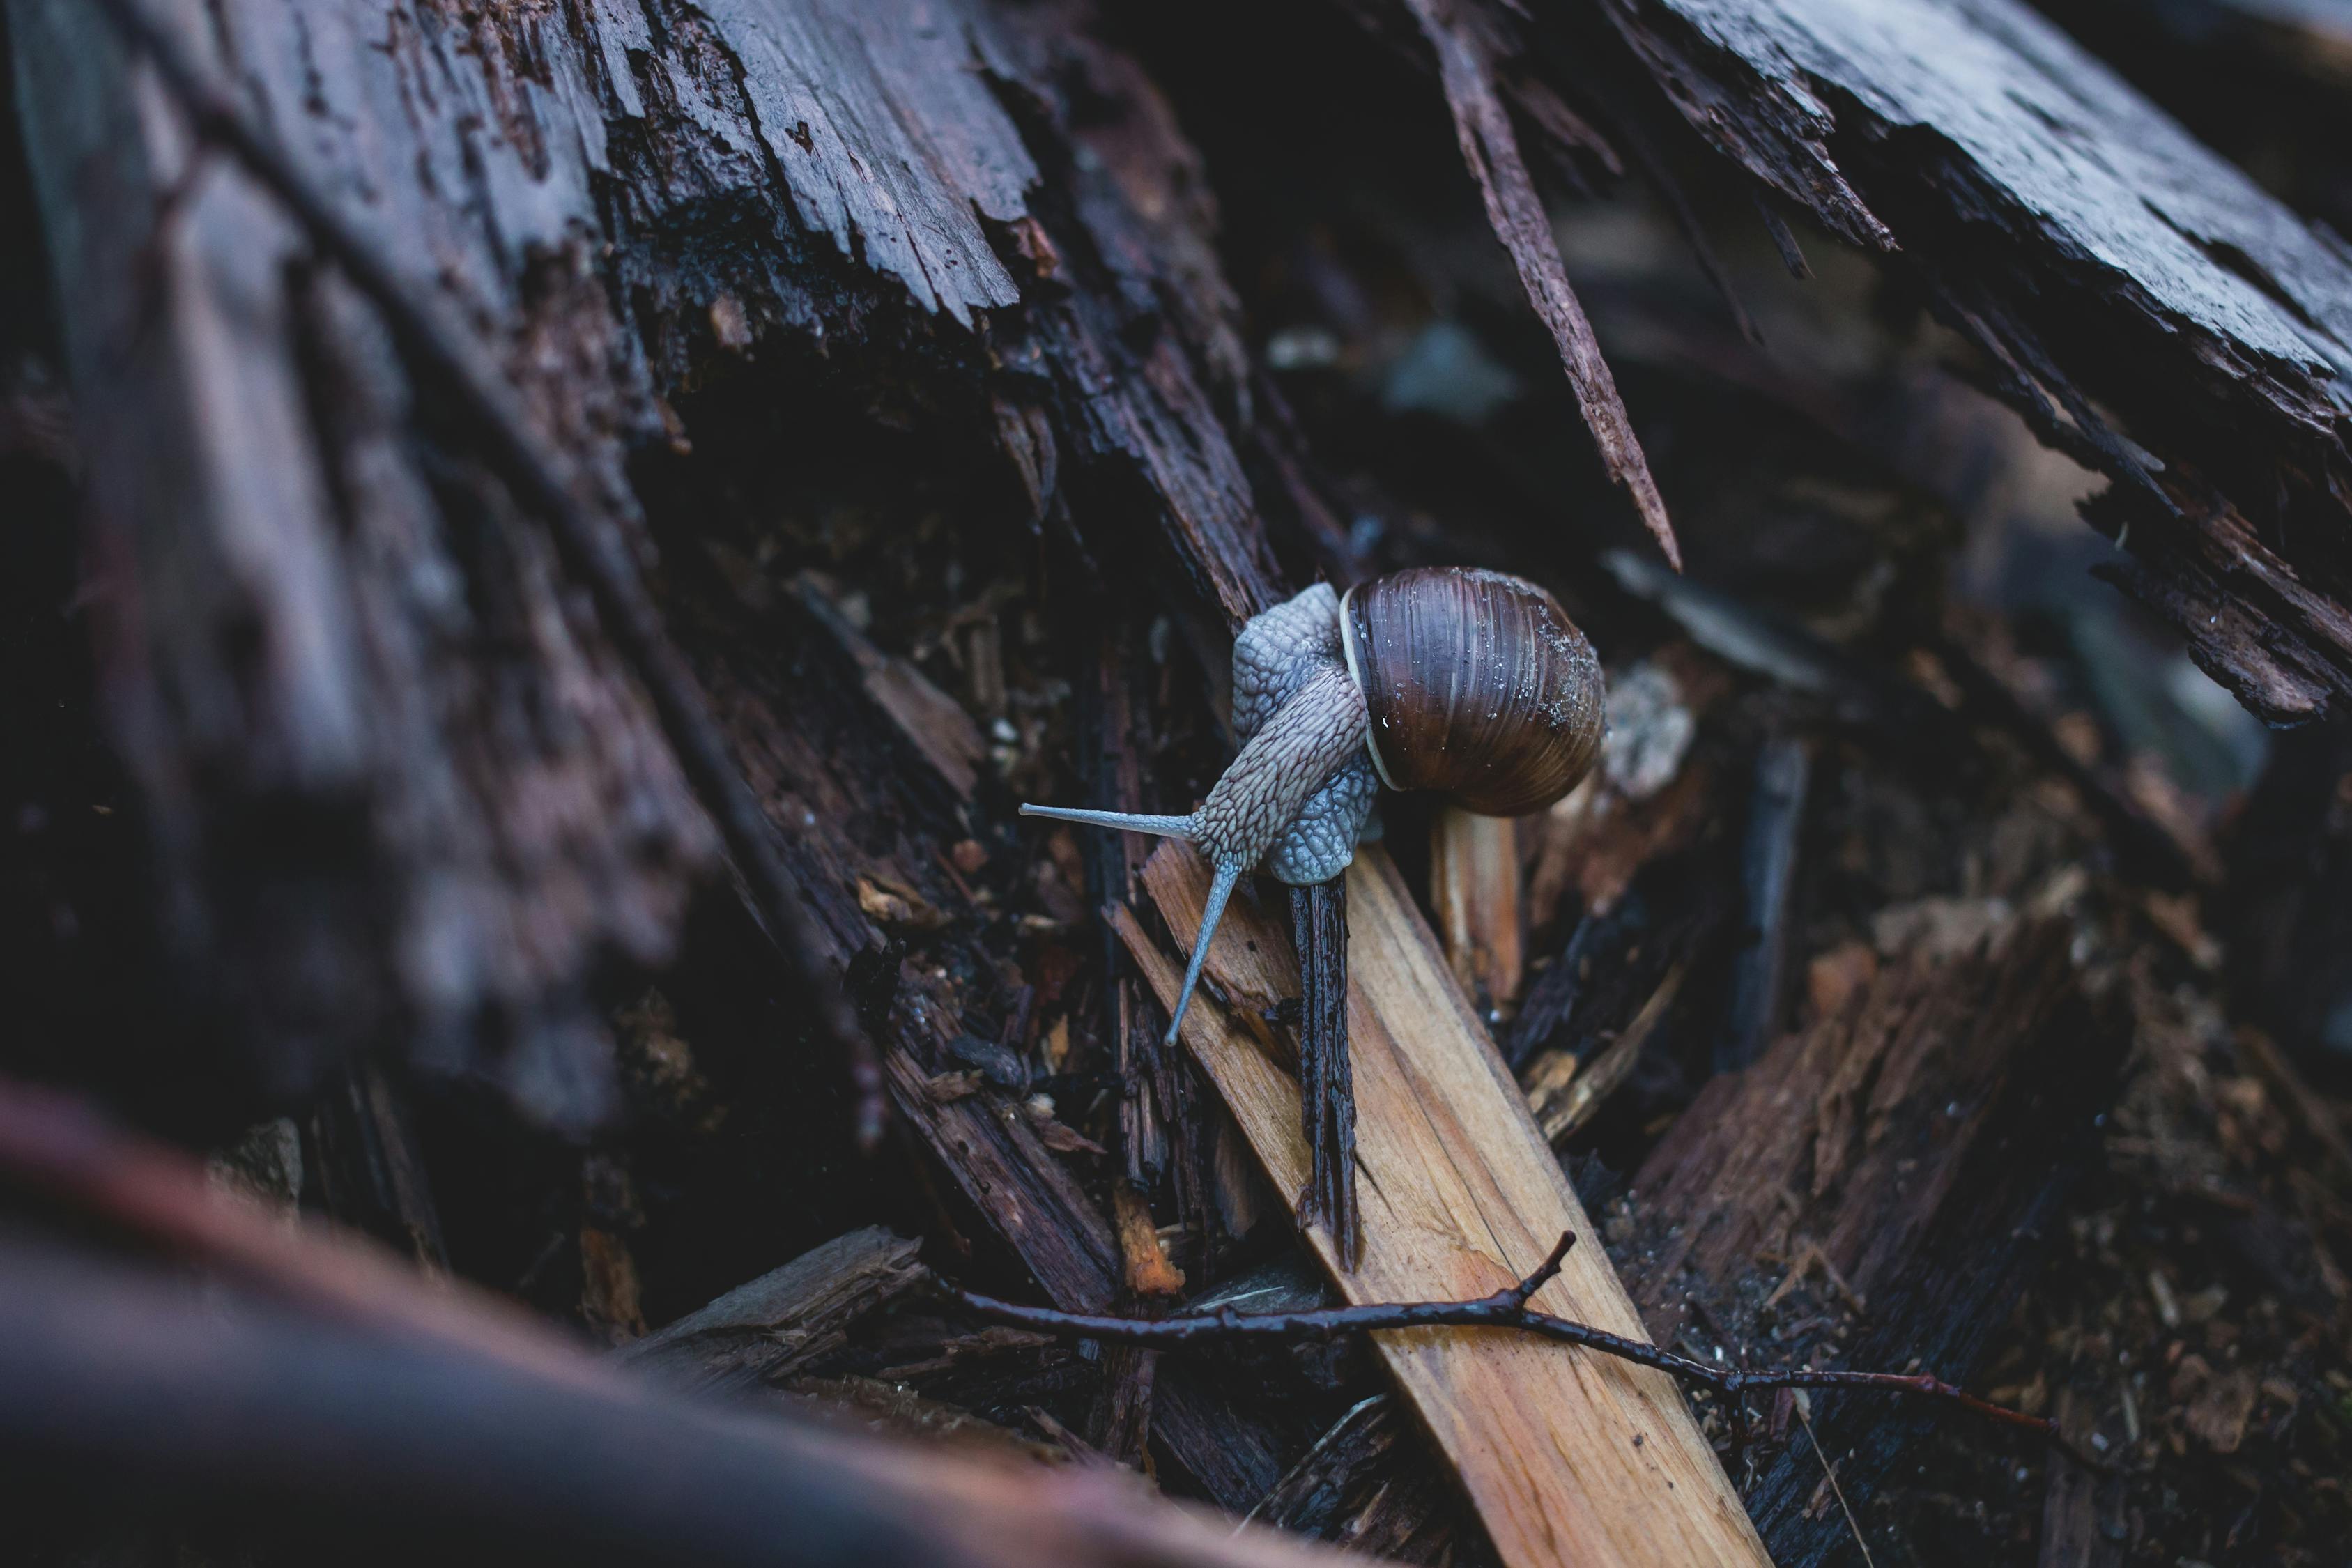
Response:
1158,663,1369,1040
1165,858,1244,1046
1016,805,1198,839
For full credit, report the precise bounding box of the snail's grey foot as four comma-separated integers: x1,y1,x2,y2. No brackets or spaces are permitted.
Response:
1232,583,1343,744
1265,751,1380,885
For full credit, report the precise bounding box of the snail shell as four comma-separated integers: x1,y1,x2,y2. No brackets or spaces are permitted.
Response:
1339,567,1604,817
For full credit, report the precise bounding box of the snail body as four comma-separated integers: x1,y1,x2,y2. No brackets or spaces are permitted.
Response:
1023,566,1604,1041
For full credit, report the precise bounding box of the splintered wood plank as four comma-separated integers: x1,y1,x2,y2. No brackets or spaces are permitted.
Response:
1116,843,1766,1568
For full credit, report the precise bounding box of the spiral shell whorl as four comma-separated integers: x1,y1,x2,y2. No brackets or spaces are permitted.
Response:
1341,567,1604,817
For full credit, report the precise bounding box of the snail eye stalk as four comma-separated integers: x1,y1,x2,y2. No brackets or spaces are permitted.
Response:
1015,804,1233,1042
1015,804,1197,840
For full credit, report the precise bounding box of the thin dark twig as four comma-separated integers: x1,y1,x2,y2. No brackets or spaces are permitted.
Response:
85,0,884,1144
954,1231,2059,1442
1291,879,1358,1269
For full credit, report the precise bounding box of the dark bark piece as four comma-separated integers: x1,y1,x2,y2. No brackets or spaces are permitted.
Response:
1719,734,1812,1072
1569,0,2352,721
1082,615,1217,1243
1523,960,1685,1145
1620,916,2126,1565
3,0,1312,1125
790,574,985,801
1248,1394,1496,1566
1291,878,1358,1268
301,1061,449,1271
2038,1437,2130,1567
1084,1344,1160,1468
618,1227,927,1394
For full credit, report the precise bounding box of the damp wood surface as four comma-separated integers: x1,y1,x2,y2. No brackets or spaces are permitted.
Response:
1120,842,1769,1568
1618,916,2128,1565
1394,0,2352,723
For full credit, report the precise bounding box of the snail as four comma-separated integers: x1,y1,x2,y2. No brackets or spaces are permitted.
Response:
1023,567,1605,1041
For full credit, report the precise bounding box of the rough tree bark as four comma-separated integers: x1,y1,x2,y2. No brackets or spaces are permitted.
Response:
1405,0,2352,725
6,0,1377,1521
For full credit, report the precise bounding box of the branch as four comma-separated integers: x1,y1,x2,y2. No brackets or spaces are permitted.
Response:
84,0,885,1145
953,1231,2058,1441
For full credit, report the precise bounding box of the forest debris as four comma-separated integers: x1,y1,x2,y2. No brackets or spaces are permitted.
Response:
620,1228,928,1392
2170,1354,2259,1452
579,1223,650,1346
1869,896,2013,959
205,1118,303,1217
1128,843,1767,1568
1034,1110,1112,1158
1622,918,2123,1558
1592,0,2352,719
1290,881,1360,1268
1721,735,1813,1070
873,1325,1058,1383
1114,1184,1187,1296
1804,944,1878,1024
1432,807,1525,1012
958,1231,2059,1434
1245,1394,1484,1562
788,1375,1073,1463
794,572,986,800
302,1063,449,1271
1401,0,1680,568
1523,654,1716,932
1525,961,1686,1144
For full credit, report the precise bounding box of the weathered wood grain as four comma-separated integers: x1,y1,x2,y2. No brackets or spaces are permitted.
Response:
1620,915,2125,1565
1119,842,1767,1568
1585,0,2352,721
620,1227,927,1393
1430,806,1525,1013
5,0,1302,1121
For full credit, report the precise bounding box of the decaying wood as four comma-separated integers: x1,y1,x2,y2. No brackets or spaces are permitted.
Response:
1620,914,2126,1563
2038,1393,2131,1568
620,1227,928,1393
1524,961,1686,1145
3,0,1303,1125
18,0,2335,1560
1120,843,1767,1568
1469,0,2352,723
1247,1394,1491,1565
0,1076,1350,1568
1721,733,1812,1072
1431,806,1525,1013
1291,878,1359,1267
302,1061,449,1270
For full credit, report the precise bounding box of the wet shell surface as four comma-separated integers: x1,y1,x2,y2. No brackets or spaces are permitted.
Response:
1339,567,1604,817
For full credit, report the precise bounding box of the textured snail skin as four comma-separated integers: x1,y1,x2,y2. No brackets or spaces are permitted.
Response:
1231,585,1383,886
1342,567,1604,817
1193,663,1370,873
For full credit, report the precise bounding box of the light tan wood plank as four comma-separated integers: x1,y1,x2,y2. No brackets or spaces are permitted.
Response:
1431,806,1525,1008
1116,843,1765,1568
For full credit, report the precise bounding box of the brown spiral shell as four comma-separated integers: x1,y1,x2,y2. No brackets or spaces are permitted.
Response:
1339,567,1605,817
